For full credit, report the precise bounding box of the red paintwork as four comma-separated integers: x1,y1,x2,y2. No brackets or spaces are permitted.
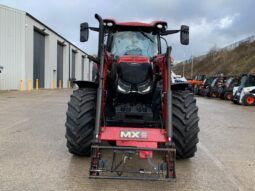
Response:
98,49,171,159
152,54,168,127
116,141,156,158
117,55,150,64
101,50,114,116
100,126,167,159
100,126,167,142
103,19,167,28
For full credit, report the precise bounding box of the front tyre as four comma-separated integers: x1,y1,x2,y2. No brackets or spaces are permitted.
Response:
242,94,255,106
65,88,96,156
224,92,232,101
172,90,200,159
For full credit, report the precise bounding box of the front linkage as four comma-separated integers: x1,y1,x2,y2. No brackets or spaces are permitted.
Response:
89,145,176,180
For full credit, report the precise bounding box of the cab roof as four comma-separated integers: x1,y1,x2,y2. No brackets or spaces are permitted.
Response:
103,19,168,31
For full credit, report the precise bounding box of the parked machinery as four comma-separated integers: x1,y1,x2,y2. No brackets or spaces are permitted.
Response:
197,76,216,96
232,74,255,106
207,76,226,98
187,74,206,93
218,76,240,100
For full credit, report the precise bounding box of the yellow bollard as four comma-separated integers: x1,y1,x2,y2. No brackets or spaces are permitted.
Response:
36,79,39,90
68,80,71,88
58,80,62,89
51,80,55,89
19,80,23,91
27,80,31,91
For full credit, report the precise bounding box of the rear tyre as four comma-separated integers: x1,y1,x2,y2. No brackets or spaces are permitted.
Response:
209,90,217,98
65,88,96,156
242,94,255,106
172,90,200,159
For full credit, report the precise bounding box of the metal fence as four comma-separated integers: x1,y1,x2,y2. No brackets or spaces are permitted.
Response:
220,35,255,51
180,35,255,64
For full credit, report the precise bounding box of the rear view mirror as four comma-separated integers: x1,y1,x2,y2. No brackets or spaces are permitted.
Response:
80,22,89,42
180,25,189,45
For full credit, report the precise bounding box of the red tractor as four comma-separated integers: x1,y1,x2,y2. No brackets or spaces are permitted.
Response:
65,14,199,180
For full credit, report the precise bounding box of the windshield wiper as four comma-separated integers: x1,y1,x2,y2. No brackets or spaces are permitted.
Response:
138,30,154,43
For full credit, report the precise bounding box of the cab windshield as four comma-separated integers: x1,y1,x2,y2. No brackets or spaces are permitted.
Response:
239,76,247,88
111,31,158,58
211,78,218,87
240,75,255,88
204,77,215,86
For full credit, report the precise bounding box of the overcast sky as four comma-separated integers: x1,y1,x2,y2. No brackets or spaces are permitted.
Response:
1,0,254,62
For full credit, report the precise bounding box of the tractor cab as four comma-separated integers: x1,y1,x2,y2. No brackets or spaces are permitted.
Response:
107,25,158,97
103,20,183,96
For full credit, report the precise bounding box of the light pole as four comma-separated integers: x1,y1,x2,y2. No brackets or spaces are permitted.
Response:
183,52,186,77
191,54,193,79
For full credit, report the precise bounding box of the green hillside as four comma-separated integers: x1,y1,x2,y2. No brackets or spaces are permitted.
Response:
174,40,255,78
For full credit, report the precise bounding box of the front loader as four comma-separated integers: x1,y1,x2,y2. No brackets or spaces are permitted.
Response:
65,14,199,180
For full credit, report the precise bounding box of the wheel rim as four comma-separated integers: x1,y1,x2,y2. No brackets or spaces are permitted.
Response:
246,96,255,105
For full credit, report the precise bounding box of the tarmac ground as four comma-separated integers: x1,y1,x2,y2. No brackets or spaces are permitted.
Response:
0,89,254,191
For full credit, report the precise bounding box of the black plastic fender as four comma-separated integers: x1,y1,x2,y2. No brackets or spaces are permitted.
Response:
73,80,98,89
171,82,188,91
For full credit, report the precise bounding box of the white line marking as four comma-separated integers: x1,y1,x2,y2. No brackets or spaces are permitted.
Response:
198,142,244,191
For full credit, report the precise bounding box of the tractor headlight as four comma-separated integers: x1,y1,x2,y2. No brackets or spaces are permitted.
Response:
106,22,113,27
104,21,114,27
137,80,152,94
117,80,131,94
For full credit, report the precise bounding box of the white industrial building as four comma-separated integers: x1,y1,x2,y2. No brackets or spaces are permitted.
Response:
0,4,92,90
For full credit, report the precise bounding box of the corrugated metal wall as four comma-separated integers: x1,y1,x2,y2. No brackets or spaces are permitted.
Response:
25,15,91,89
0,5,26,90
0,4,92,90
